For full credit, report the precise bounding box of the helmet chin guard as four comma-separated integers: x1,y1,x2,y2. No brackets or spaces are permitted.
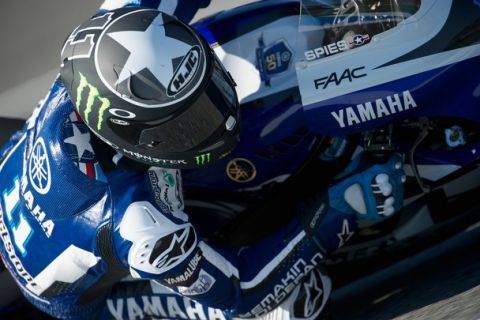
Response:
60,7,240,169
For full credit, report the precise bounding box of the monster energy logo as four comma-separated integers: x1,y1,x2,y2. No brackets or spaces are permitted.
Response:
76,72,111,131
195,153,211,165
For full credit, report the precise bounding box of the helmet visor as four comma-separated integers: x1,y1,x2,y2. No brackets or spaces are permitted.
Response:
137,56,239,154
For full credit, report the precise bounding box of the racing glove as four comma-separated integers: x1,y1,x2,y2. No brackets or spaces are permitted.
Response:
303,152,405,252
328,152,405,221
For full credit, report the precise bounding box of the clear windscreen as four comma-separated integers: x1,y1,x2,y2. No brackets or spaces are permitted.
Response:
298,0,411,63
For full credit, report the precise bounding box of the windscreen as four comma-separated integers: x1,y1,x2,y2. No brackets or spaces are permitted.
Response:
298,0,415,63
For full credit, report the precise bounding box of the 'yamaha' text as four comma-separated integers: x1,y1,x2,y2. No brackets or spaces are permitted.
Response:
331,90,418,128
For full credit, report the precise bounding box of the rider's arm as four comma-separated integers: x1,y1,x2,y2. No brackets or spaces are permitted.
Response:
111,167,241,312
98,0,212,23
110,156,404,317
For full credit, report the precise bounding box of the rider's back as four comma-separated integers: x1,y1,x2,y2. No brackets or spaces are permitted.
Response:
0,82,142,318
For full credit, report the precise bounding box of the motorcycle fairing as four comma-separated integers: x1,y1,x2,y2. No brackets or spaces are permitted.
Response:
185,0,480,192
296,0,480,135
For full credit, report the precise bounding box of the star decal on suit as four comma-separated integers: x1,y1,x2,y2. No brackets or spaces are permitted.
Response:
108,13,191,87
337,219,354,247
64,123,93,159
303,271,323,317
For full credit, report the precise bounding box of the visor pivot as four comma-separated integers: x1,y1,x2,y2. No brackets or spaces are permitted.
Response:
225,116,236,131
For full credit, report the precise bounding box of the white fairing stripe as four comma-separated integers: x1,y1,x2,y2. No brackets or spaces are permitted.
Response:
240,231,306,290
198,242,239,279
296,0,478,106
404,164,461,182
158,0,178,15
100,0,178,15
100,0,132,11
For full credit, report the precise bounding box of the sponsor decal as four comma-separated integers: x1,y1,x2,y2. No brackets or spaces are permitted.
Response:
108,108,136,126
226,158,256,183
303,271,323,318
163,252,202,286
309,204,326,230
76,72,111,131
445,126,466,148
240,252,323,318
167,46,201,96
150,226,197,271
148,169,185,217
28,137,51,195
162,170,175,187
123,148,187,166
314,66,366,90
304,34,370,62
331,90,418,128
106,294,226,320
109,118,129,126
349,34,370,47
0,205,40,291
292,269,326,319
256,34,293,86
337,219,354,247
148,171,172,213
21,176,55,238
304,40,349,61
178,269,216,296
194,153,211,166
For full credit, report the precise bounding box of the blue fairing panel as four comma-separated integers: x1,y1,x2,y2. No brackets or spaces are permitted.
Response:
301,54,480,136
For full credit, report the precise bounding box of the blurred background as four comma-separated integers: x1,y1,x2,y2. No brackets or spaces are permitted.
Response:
0,0,256,121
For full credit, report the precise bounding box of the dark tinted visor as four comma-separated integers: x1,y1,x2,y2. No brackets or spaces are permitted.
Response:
138,57,239,153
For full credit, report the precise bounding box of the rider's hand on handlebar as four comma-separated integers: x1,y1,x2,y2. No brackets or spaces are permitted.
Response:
328,152,405,221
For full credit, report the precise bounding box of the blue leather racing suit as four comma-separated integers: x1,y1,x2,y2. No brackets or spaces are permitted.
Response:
0,1,405,319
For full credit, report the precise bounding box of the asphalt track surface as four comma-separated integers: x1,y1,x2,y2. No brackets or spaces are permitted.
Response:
0,0,256,118
331,223,480,320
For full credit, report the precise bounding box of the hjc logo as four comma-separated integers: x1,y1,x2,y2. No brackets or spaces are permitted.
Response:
167,46,201,96
314,66,367,90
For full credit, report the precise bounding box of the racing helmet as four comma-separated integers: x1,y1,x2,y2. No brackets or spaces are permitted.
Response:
60,8,240,169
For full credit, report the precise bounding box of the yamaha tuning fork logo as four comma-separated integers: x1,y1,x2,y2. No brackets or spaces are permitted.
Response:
94,9,207,108
28,137,51,195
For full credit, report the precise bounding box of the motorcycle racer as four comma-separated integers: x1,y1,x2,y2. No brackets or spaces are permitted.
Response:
0,1,405,319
